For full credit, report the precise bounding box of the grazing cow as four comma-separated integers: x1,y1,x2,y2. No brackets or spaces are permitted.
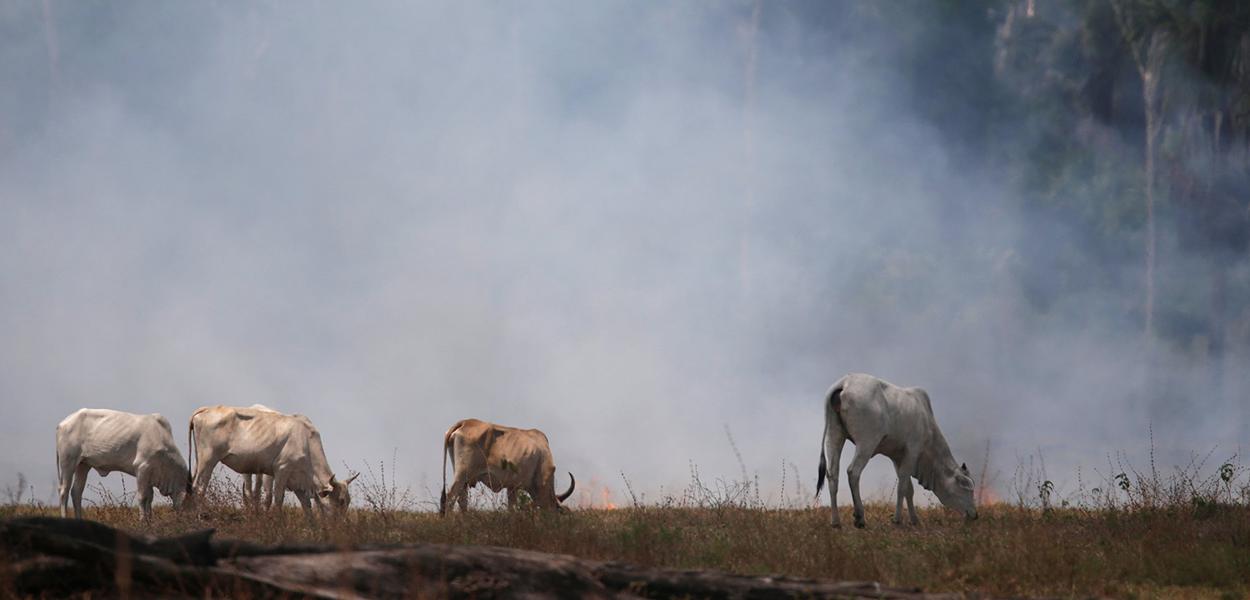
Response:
189,406,356,520
815,373,977,528
440,418,574,514
56,409,190,520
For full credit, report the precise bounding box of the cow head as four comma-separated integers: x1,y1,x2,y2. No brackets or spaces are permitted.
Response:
155,467,191,510
318,472,359,512
537,470,576,511
557,472,575,505
935,462,977,520
168,485,188,510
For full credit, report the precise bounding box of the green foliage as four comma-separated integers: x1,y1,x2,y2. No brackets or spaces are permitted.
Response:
987,0,1250,360
787,0,1250,362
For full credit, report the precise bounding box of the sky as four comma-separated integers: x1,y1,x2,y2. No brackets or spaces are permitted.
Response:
1,1,1245,510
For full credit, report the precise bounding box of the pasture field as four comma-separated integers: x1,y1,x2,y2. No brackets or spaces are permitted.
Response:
3,496,1248,598
3,451,1249,599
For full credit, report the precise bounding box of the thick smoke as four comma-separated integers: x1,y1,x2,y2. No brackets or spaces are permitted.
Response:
0,2,1243,508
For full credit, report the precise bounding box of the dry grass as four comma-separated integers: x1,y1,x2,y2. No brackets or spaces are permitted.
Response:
3,501,1247,598
3,450,1249,599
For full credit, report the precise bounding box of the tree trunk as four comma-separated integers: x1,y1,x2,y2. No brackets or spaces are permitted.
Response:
1141,30,1169,350
1144,85,1157,346
1139,30,1170,419
1107,1,1166,357
1,516,977,599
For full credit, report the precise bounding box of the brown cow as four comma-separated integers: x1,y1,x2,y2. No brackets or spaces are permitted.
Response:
440,418,574,514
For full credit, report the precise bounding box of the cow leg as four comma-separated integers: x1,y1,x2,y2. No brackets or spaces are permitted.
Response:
458,480,473,512
58,480,70,519
246,474,269,508
242,474,256,506
904,480,919,525
262,475,276,509
270,471,291,512
507,488,517,509
136,470,155,521
846,434,882,529
70,463,91,519
58,454,79,518
891,470,904,525
314,495,329,520
192,454,221,498
823,428,847,528
890,458,904,525
892,452,920,526
445,473,471,513
293,490,316,526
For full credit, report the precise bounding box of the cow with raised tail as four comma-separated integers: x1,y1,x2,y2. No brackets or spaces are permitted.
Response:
815,373,977,528
440,418,574,514
56,409,190,520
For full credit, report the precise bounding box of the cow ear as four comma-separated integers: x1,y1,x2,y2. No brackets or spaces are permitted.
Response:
318,486,333,498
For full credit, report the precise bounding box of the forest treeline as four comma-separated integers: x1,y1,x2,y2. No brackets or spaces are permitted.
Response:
766,1,1249,426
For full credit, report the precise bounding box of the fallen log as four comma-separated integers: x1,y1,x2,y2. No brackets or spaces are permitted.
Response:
1,517,983,598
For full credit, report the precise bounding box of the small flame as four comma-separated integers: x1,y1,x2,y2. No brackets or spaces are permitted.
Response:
601,486,617,510
977,484,1001,506
574,477,618,510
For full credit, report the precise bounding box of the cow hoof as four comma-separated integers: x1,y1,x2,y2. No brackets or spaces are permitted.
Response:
831,522,841,529
854,520,865,529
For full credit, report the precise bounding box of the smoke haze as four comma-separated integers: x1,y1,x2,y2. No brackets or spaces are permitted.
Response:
1,2,1245,508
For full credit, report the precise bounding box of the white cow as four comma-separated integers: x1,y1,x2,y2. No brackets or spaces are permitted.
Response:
189,405,356,520
815,373,977,528
56,408,190,520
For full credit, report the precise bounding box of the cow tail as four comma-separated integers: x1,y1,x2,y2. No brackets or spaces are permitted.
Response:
55,427,61,489
440,436,448,512
815,382,844,499
816,423,827,499
187,414,196,488
440,421,462,514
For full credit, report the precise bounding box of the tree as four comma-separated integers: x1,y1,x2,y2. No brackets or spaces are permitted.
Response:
1108,0,1170,348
